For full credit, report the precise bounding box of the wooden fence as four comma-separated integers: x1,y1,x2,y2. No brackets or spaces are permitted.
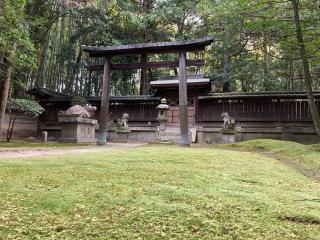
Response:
37,93,320,131
197,97,320,126
109,102,159,126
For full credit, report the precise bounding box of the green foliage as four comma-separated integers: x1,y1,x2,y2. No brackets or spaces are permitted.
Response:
7,98,44,117
199,0,320,91
0,0,36,99
155,0,202,39
2,0,320,96
71,96,88,106
0,0,36,69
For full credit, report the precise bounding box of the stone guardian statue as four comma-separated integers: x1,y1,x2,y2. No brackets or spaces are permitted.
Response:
115,113,130,142
221,112,235,130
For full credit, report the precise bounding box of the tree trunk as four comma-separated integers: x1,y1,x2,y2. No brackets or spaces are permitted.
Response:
6,116,16,142
73,48,83,95
291,0,320,135
262,39,270,91
139,54,149,95
139,0,153,95
0,44,16,136
222,17,230,92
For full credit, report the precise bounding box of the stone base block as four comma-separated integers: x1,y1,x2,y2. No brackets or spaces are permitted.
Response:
219,133,236,144
59,118,97,144
59,137,96,144
197,126,320,144
115,131,130,143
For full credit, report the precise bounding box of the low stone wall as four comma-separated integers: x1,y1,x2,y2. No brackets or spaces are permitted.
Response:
39,124,320,144
42,126,158,143
107,126,158,142
196,126,320,144
1,114,38,139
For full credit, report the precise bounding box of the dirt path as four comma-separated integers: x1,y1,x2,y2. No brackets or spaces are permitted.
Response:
223,147,320,182
262,152,320,182
0,143,147,158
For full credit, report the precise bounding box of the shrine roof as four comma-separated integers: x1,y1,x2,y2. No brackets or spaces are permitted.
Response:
150,75,210,88
28,88,161,103
199,91,320,100
81,36,214,57
88,95,161,103
27,87,72,99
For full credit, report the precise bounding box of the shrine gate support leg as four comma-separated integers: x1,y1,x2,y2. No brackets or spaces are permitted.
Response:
97,56,111,145
179,51,190,147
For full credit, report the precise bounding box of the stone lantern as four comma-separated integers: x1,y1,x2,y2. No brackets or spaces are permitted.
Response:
156,98,169,142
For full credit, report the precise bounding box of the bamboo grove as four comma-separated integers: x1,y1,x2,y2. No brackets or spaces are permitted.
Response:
1,0,320,98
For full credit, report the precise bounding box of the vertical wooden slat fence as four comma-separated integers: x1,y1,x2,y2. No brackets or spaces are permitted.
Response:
109,102,159,125
197,97,320,127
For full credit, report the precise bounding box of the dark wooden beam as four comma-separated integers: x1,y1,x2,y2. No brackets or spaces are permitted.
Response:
97,56,111,145
87,59,205,71
87,46,207,57
81,36,214,57
179,51,190,147
140,53,148,95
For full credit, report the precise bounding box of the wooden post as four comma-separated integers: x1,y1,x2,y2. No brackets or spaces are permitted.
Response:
97,56,111,145
140,53,148,95
179,51,190,147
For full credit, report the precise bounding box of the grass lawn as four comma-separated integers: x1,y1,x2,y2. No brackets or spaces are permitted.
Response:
0,142,320,239
227,139,320,172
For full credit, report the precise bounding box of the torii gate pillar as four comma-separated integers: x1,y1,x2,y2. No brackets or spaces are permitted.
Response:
179,51,190,147
97,56,111,145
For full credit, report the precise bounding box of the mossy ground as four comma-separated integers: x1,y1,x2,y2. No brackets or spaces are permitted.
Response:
0,141,320,239
227,139,320,172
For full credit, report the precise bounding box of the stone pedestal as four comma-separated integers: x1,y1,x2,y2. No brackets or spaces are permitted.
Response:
219,129,236,144
157,122,168,142
114,113,131,143
58,116,97,143
115,130,130,143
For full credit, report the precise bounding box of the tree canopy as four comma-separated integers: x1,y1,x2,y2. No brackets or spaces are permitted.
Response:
7,98,44,117
0,0,319,96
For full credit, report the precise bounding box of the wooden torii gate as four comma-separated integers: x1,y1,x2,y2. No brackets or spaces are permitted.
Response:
81,36,214,146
